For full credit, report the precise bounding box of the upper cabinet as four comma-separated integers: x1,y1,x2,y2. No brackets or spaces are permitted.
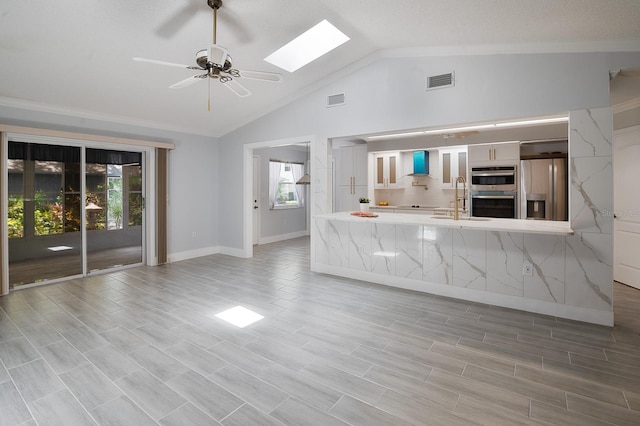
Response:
337,145,368,186
468,142,520,166
336,145,368,212
374,152,402,189
439,147,467,188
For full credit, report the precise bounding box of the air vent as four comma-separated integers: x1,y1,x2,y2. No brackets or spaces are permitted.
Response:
426,72,454,91
326,92,346,107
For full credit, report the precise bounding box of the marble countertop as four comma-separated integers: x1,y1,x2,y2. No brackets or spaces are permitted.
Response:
370,206,465,213
317,212,574,235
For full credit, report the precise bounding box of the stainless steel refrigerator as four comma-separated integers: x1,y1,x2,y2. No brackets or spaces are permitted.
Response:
520,158,568,221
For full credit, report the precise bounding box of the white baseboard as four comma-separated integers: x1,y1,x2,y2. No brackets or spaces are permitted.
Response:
259,230,309,245
168,246,220,263
218,246,251,258
313,263,614,327
168,245,252,262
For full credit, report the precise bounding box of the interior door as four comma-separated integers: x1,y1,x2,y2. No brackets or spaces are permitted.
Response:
614,126,640,289
253,156,260,245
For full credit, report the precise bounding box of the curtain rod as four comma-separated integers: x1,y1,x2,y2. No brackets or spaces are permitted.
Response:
269,159,304,165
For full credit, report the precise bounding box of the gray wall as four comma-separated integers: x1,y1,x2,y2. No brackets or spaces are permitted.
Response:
0,105,220,261
2,50,640,258
219,51,640,251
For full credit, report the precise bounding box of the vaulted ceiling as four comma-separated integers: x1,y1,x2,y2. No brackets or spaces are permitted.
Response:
1,0,638,138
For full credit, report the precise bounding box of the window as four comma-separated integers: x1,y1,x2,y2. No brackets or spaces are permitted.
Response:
7,142,81,238
269,160,305,209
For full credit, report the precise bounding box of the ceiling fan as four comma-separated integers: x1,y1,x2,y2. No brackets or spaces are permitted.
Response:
133,0,282,110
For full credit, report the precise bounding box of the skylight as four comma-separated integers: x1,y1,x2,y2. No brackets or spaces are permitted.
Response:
264,20,349,73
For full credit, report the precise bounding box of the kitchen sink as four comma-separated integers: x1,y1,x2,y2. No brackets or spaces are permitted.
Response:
430,216,490,221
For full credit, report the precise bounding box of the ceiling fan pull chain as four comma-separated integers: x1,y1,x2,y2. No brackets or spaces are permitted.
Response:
208,77,211,112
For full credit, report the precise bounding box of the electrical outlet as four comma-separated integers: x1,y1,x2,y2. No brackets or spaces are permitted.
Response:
522,261,533,277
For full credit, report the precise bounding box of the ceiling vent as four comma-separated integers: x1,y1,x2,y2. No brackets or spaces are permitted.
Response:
426,72,454,91
326,92,346,107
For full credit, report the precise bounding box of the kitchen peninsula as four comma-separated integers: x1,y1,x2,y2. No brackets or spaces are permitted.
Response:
313,208,610,326
318,108,614,326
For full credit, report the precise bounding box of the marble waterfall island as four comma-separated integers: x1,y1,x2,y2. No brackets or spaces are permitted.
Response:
313,212,613,326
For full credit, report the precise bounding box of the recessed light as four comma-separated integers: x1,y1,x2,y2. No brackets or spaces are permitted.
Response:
264,20,349,73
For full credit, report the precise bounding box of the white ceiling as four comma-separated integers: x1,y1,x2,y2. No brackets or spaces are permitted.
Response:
1,0,639,138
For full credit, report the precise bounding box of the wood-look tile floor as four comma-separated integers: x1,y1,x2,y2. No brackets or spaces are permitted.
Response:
1,236,639,425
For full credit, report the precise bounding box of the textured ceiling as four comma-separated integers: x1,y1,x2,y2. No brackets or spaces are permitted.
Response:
0,0,638,137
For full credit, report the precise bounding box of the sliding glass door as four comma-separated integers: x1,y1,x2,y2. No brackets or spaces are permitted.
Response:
7,142,144,288
86,149,143,272
8,142,83,286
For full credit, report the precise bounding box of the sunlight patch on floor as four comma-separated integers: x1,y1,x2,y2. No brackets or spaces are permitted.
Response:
213,306,264,328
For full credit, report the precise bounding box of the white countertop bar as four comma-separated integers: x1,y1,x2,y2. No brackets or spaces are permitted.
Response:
317,212,574,235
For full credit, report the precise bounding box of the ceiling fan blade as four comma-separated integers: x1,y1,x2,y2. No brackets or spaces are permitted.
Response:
156,1,201,38
237,70,283,83
169,75,207,89
133,57,201,70
209,44,229,67
223,79,251,97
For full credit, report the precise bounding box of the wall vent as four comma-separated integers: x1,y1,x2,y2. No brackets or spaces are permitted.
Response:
326,92,346,107
426,72,454,91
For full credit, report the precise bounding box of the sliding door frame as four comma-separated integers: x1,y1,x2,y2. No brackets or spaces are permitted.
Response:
1,127,169,294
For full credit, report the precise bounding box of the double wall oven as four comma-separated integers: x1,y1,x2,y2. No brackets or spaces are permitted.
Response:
470,166,518,218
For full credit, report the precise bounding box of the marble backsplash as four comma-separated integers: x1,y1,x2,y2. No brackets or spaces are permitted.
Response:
373,176,461,208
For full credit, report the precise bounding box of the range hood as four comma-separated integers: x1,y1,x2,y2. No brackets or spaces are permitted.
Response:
408,150,430,176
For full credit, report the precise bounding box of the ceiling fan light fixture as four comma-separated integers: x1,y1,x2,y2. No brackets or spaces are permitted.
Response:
264,19,349,73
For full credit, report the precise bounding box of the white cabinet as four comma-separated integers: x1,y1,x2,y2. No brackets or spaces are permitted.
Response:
439,147,467,188
374,152,401,189
336,185,368,212
468,142,520,166
337,145,367,186
336,145,368,211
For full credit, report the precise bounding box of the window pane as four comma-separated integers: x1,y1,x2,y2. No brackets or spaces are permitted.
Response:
270,161,303,209
129,193,143,226
86,193,106,230
86,149,143,273
64,194,81,232
34,161,63,236
9,142,82,287
8,160,24,238
108,168,123,230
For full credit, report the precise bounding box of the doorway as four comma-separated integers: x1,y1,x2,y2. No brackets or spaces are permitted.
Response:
614,125,640,289
6,141,145,288
243,136,316,257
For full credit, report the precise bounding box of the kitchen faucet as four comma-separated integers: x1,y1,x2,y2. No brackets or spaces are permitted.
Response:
454,176,467,220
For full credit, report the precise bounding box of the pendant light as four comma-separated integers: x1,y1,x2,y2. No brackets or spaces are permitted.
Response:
296,142,311,185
